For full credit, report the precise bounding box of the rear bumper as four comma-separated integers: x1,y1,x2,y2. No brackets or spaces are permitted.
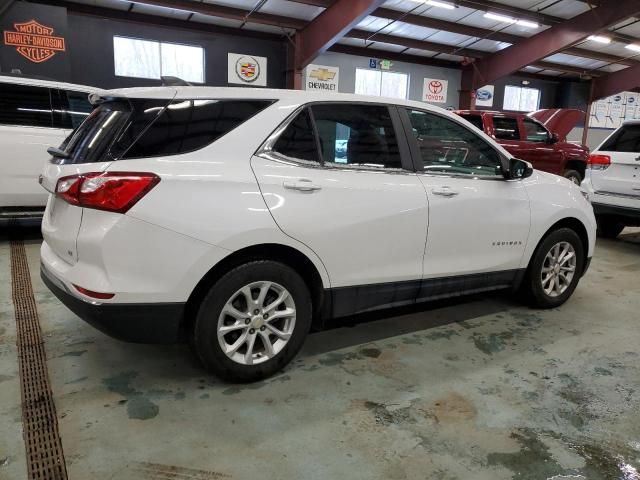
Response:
41,263,185,344
592,202,640,224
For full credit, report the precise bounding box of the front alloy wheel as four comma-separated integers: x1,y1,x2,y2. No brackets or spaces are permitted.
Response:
217,281,296,366
540,241,577,297
193,260,312,382
522,227,584,308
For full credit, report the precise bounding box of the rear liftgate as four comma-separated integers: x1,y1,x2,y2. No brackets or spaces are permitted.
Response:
10,232,68,480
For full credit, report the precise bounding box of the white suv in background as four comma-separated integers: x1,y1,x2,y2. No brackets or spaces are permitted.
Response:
0,73,97,218
40,87,596,382
582,120,640,238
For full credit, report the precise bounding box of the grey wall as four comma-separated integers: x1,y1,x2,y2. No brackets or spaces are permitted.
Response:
312,52,462,108
567,127,611,150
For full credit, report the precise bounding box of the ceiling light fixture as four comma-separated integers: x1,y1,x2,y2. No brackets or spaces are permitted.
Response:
515,20,539,29
625,44,640,52
424,0,456,9
588,35,611,44
484,12,516,23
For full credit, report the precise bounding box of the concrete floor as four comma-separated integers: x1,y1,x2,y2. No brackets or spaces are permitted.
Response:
1,227,639,480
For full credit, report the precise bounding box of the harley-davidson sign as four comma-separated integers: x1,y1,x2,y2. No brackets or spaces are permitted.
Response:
3,20,66,63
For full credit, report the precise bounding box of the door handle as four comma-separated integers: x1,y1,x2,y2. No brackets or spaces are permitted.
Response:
283,179,322,192
432,186,459,197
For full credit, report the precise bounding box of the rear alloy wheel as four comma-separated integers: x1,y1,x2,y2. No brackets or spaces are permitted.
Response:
193,261,312,382
522,228,584,308
563,169,582,185
597,217,625,239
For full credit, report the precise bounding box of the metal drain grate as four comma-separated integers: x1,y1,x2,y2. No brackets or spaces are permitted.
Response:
10,236,68,480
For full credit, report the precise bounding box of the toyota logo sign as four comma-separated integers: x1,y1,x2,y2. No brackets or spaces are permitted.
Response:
428,81,443,94
423,78,448,104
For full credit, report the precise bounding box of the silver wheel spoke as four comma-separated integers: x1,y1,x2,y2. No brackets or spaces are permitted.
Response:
266,323,291,340
259,331,275,358
219,322,247,334
256,282,272,308
244,334,257,365
223,305,247,321
267,307,296,322
241,286,256,307
226,331,248,355
263,291,289,314
540,241,576,298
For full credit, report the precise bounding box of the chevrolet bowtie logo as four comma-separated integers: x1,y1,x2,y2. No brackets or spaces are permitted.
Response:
309,68,336,82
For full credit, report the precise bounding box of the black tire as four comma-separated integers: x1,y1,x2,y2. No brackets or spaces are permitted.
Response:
596,216,625,239
521,228,585,309
563,169,582,185
193,260,312,382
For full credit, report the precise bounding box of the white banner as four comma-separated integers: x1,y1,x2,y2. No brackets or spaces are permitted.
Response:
422,78,448,104
304,64,339,92
228,53,267,87
475,85,494,107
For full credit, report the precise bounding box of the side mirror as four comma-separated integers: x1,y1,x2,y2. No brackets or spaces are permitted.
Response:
505,158,533,180
548,132,559,144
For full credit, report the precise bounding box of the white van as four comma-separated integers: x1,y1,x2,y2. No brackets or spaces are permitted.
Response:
0,74,98,218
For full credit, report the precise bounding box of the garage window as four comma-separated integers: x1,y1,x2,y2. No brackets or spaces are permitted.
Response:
355,69,408,100
503,85,540,112
113,36,204,83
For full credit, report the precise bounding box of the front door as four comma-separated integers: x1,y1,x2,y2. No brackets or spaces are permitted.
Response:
252,103,428,314
401,108,530,295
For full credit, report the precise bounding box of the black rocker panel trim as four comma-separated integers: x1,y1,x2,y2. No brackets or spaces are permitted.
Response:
329,269,522,318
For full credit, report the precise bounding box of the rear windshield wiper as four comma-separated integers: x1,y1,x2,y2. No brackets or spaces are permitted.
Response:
47,147,70,160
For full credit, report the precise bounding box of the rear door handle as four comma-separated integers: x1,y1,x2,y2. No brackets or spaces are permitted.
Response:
283,179,322,192
432,186,459,197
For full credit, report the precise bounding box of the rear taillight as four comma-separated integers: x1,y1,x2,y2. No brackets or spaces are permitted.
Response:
587,154,611,170
55,172,160,213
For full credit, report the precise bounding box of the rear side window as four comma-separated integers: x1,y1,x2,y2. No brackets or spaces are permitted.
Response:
52,89,93,129
58,98,272,163
120,99,272,159
600,124,640,152
492,117,519,141
311,104,401,168
459,114,484,131
0,83,52,128
272,108,319,163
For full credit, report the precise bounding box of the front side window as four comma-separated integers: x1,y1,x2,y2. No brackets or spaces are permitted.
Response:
523,118,549,143
113,36,204,83
600,124,640,152
0,84,52,128
406,109,503,176
312,104,402,168
492,116,520,141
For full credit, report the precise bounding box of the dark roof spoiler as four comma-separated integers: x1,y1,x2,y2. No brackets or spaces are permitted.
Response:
161,76,192,86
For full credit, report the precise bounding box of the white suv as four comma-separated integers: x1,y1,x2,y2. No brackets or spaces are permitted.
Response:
40,87,596,381
582,120,640,238
0,74,97,218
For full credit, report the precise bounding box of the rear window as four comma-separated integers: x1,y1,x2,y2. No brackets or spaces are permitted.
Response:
58,98,272,163
0,83,53,128
459,114,484,132
600,124,640,153
492,116,519,141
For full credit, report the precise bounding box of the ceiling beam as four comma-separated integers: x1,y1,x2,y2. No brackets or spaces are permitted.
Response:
344,30,603,77
295,0,386,69
124,0,306,29
468,0,640,89
592,62,640,100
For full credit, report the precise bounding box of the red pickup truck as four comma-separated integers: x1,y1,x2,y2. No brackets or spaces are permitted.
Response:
455,109,588,184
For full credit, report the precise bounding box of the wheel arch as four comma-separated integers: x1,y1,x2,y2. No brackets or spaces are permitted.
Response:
183,243,328,333
530,217,590,270
565,159,586,179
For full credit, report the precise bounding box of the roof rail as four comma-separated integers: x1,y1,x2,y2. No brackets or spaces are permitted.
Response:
0,70,59,82
161,76,192,86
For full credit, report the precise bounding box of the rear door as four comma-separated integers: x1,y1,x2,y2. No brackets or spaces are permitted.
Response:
0,82,66,209
252,102,428,308
591,123,640,197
